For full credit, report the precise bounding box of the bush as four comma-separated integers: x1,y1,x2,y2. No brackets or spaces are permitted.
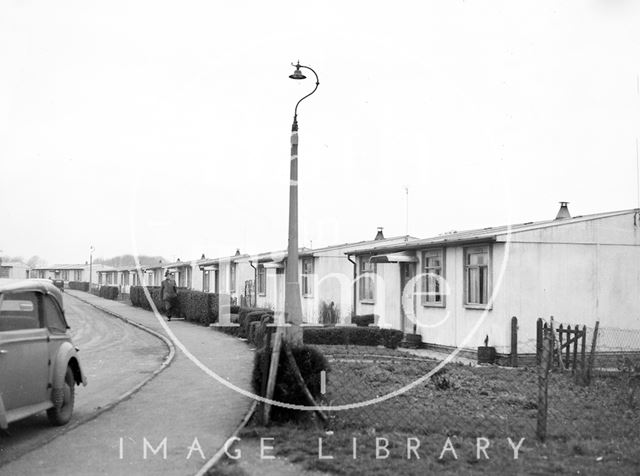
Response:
303,326,403,349
99,286,119,301
251,344,330,422
352,314,378,327
68,281,90,292
129,286,230,325
238,307,273,338
130,286,162,311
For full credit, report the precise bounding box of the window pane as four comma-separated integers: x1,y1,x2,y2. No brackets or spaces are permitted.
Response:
43,295,67,333
0,292,40,331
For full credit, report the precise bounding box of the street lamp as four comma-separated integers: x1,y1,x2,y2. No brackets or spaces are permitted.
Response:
284,61,319,345
89,246,94,291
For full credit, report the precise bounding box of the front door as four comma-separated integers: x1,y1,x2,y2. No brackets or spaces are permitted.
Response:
400,263,416,335
0,292,49,411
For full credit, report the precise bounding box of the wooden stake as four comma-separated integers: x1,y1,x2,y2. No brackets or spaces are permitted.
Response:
511,316,518,367
537,327,552,441
586,321,600,385
263,326,284,425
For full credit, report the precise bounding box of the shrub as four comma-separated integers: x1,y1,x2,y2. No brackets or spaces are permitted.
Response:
176,290,226,326
303,327,403,349
129,286,230,325
238,307,273,338
319,300,340,326
251,344,330,421
352,314,378,327
99,286,119,300
68,281,90,292
130,286,162,311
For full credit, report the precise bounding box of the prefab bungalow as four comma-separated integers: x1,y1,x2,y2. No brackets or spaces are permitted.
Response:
97,268,119,286
237,229,418,324
298,231,418,324
163,258,196,289
32,263,112,287
145,262,166,287
196,250,249,300
117,265,147,295
237,248,311,314
0,261,30,279
350,205,640,357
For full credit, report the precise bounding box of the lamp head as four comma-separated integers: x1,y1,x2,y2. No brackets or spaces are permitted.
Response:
289,62,306,80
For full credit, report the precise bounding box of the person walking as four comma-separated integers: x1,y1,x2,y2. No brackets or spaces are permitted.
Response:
160,271,178,321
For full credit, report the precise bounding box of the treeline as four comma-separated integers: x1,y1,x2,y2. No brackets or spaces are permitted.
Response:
93,255,166,267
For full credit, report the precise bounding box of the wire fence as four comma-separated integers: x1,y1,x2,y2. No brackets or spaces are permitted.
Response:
242,319,640,475
312,321,640,473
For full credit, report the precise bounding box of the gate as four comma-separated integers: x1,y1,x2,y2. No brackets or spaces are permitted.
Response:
536,318,587,372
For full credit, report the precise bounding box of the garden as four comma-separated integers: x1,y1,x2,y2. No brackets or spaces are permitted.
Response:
213,342,640,476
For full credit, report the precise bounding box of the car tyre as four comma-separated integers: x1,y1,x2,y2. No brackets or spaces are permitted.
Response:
47,366,75,426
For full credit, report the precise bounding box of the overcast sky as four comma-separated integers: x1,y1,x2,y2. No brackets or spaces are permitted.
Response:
1,1,639,264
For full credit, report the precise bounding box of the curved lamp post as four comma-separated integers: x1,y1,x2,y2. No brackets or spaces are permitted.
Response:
284,62,319,344
89,245,94,290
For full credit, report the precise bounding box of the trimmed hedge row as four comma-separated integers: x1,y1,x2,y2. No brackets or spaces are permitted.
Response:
352,314,378,327
68,281,90,292
238,307,273,338
303,326,403,349
99,286,119,300
129,286,231,326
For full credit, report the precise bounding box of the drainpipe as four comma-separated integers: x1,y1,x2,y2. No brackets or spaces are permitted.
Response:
347,254,357,320
250,261,257,307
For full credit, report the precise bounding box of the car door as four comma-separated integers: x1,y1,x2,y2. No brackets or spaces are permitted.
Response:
42,293,70,381
0,291,49,410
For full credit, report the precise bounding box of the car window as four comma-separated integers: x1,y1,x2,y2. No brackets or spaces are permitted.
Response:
42,295,67,333
0,291,40,331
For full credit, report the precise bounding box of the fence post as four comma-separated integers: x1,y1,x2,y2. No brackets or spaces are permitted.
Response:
572,326,578,373
580,325,587,372
511,316,518,367
537,327,552,441
536,318,543,365
585,321,600,385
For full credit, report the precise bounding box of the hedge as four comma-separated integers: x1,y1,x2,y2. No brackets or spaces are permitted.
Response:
252,344,329,422
238,307,273,338
352,314,378,327
129,286,230,326
68,281,89,292
303,326,403,349
99,285,119,301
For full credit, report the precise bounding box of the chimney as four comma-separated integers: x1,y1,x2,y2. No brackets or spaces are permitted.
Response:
375,227,385,240
235,249,241,256
555,202,571,220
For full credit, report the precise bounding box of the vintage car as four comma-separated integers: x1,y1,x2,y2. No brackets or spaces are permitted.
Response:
0,279,87,430
51,279,65,292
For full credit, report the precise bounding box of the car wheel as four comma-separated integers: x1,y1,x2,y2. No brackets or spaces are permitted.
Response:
47,366,75,426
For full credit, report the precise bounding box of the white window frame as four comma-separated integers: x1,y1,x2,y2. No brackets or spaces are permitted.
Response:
422,248,445,307
230,263,237,294
301,258,314,297
257,265,266,296
359,256,376,303
464,245,492,309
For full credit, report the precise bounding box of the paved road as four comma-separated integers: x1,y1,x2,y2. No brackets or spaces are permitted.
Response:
0,291,254,476
0,295,167,466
